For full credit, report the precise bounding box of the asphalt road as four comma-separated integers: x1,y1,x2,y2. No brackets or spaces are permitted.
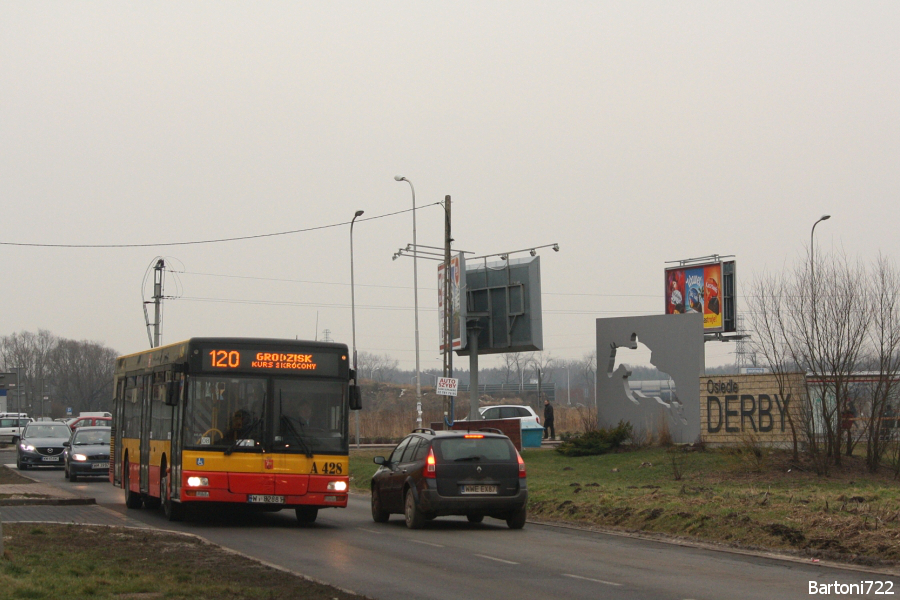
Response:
6,451,899,600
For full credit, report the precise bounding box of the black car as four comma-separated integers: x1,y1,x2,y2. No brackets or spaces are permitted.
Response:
371,428,528,529
63,426,111,481
16,421,72,469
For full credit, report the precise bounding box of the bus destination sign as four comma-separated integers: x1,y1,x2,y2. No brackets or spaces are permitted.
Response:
201,347,344,375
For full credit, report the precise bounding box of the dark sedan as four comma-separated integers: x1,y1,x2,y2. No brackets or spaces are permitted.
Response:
63,426,111,481
16,421,72,469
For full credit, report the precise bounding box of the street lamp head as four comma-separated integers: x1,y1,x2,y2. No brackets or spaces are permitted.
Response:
530,249,536,257
500,254,508,261
354,210,364,218
394,175,406,182
821,214,831,221
552,244,560,252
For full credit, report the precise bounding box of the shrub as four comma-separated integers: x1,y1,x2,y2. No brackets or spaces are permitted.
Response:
555,421,633,457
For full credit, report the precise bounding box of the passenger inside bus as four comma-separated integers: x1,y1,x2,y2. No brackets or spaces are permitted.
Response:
297,401,313,427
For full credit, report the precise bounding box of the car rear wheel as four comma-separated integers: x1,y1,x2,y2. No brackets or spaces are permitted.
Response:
295,507,318,525
506,505,527,529
466,514,484,524
404,488,426,529
371,489,390,523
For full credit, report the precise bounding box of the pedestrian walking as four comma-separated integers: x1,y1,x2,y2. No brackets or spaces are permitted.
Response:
543,399,555,440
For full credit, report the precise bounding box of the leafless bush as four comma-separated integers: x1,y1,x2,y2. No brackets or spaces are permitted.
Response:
738,431,769,473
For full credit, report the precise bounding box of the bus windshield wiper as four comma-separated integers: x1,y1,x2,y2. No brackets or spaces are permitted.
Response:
224,417,264,456
280,414,314,458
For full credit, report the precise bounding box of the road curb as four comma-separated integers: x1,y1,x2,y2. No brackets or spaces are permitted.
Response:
0,497,96,506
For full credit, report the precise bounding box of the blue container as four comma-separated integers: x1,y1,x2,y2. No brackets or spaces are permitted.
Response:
521,426,544,448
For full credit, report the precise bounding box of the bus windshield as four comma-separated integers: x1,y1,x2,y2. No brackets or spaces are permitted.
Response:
184,376,347,454
273,378,347,454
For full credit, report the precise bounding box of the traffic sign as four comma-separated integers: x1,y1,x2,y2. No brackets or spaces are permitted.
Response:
436,377,459,397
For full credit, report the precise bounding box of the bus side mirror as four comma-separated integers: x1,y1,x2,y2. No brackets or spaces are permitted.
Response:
349,385,362,411
165,381,179,406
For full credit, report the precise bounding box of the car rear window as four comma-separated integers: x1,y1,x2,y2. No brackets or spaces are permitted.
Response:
435,437,513,462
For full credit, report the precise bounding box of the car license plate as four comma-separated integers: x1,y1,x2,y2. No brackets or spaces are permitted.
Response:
41,456,60,462
461,484,497,494
247,495,284,504
93,463,109,469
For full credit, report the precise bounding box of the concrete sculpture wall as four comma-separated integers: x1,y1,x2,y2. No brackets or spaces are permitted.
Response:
596,314,704,444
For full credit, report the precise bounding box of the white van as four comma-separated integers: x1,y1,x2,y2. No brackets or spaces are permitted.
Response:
0,413,33,444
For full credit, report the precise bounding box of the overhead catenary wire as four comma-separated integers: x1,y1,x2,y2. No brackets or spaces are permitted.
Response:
0,204,440,248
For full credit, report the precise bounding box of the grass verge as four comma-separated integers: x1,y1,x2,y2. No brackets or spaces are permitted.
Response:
0,523,369,600
349,445,900,568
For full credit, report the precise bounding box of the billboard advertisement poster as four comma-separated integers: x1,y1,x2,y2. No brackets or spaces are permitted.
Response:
665,261,728,332
438,253,466,352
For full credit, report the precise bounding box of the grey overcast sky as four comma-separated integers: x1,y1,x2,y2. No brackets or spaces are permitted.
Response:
2,2,898,372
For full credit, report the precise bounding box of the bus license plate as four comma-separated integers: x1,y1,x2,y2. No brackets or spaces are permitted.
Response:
248,495,284,504
93,463,109,469
461,485,497,494
41,456,60,462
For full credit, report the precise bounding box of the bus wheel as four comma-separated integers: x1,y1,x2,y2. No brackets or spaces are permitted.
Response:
161,473,184,522
295,507,318,525
124,459,143,509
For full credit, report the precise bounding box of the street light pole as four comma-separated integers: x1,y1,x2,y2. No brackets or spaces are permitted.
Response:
810,214,831,348
351,209,364,448
394,175,422,428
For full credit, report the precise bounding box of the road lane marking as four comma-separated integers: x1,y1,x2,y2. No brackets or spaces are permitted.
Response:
562,574,622,587
411,539,444,548
356,527,385,535
473,553,519,565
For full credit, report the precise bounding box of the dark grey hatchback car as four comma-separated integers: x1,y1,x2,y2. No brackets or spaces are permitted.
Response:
371,428,528,529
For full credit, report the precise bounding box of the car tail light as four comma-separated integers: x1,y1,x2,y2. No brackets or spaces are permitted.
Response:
536,416,541,424
424,447,436,478
463,434,483,439
516,450,526,478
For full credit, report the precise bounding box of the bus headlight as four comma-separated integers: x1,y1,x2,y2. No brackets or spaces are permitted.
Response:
187,477,209,487
327,480,347,492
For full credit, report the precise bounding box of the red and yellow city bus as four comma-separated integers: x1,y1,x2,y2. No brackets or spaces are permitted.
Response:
110,337,361,522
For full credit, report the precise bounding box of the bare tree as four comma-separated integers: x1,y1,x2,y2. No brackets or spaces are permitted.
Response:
580,350,597,408
861,254,900,471
356,352,399,382
799,250,870,465
746,270,805,461
0,330,58,416
529,352,555,405
48,339,117,414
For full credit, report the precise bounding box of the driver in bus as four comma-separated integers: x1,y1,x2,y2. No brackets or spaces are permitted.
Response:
223,408,253,443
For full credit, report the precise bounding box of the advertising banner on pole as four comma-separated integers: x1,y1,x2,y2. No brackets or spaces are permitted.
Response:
438,253,466,352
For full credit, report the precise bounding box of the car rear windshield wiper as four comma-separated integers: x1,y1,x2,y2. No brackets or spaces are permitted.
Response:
454,455,483,462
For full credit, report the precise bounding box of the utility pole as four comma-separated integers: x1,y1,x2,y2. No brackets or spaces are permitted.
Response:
144,258,166,348
443,195,452,378
153,259,164,347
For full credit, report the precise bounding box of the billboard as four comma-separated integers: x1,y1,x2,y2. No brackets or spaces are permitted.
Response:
438,253,466,352
665,259,735,333
458,255,542,356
